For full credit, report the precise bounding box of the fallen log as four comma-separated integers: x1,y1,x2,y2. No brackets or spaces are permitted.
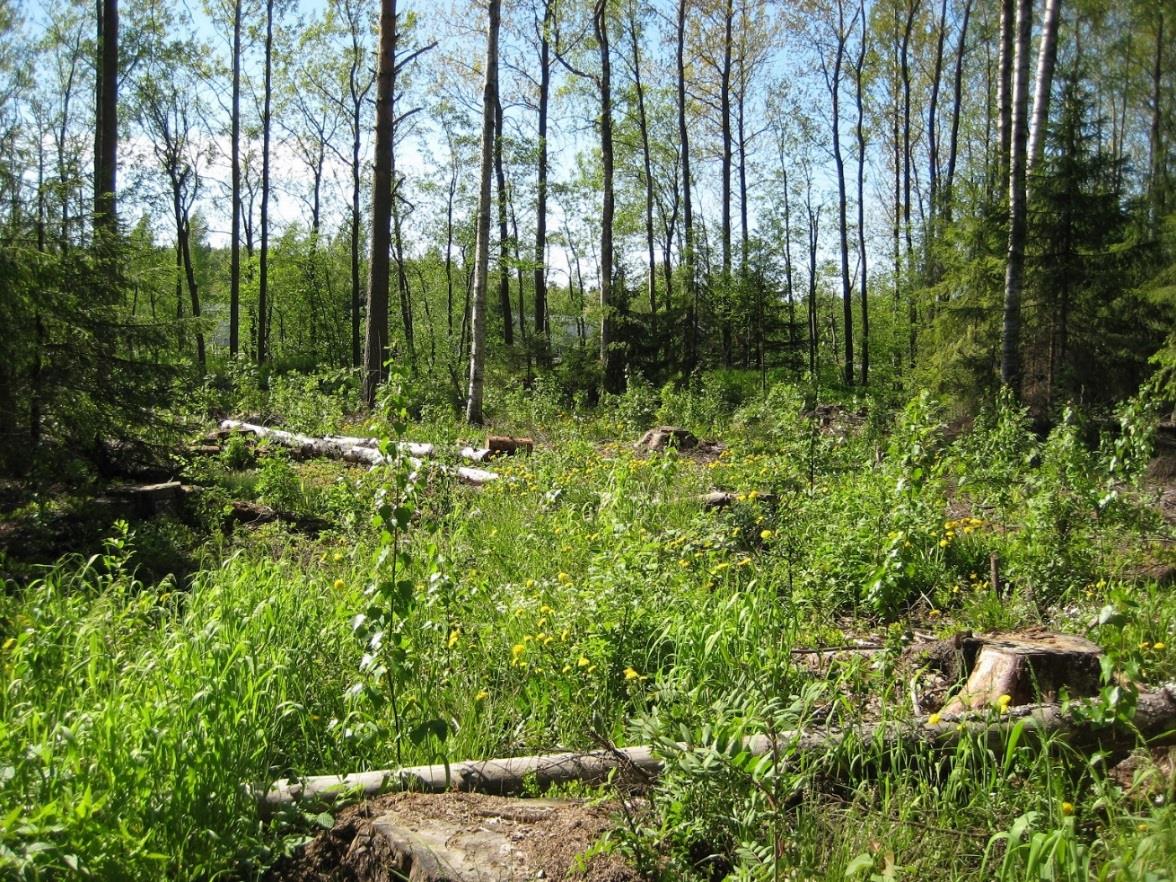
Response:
225,500,331,534
219,420,499,487
107,481,187,518
261,682,1176,813
220,421,430,465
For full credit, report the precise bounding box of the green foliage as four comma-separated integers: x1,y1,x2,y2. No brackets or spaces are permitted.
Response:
0,242,179,476
2,381,1173,879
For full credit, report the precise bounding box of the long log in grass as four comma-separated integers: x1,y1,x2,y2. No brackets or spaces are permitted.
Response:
261,682,1176,813
219,420,497,485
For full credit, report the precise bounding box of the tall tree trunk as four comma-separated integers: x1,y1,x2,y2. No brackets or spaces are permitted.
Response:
465,0,499,424
736,7,752,369
677,0,697,376
719,0,734,365
534,0,553,352
779,158,796,354
94,0,118,237
597,0,623,394
944,0,973,222
230,0,241,356
997,0,1014,192
1149,8,1166,231
1025,0,1061,186
494,95,513,346
901,0,918,366
350,98,362,368
927,0,948,223
363,0,399,407
854,0,868,387
1001,0,1032,396
628,4,658,351
806,191,820,379
829,0,853,387
900,0,917,263
392,176,414,369
258,0,274,365
1147,10,1166,231
892,0,902,348
180,215,205,373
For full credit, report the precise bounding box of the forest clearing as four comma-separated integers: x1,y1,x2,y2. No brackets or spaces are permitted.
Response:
3,382,1176,880
3,0,1176,877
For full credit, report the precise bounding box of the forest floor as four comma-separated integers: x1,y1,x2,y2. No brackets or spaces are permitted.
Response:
2,382,1176,880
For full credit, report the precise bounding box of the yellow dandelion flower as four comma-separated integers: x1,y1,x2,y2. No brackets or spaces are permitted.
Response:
927,713,942,726
1139,641,1151,651
1154,641,1166,651
558,572,572,584
760,529,774,541
929,609,941,618
475,690,489,701
448,629,461,649
996,693,1012,712
577,655,590,667
332,551,344,562
1060,801,1074,816
333,578,346,591
624,666,640,680
512,643,526,659
561,664,572,673
938,539,949,548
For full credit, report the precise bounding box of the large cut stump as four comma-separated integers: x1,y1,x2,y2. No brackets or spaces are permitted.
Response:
939,632,1102,714
266,793,637,882
635,426,698,451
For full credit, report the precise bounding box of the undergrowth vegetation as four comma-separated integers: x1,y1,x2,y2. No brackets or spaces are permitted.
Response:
2,371,1174,880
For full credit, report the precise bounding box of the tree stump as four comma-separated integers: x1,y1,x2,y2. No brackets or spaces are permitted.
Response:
486,435,533,457
267,793,637,882
939,632,1102,714
635,426,698,451
699,490,778,509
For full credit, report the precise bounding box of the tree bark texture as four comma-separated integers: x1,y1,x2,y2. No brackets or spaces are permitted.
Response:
1025,0,1062,187
534,0,553,351
258,0,274,365
94,0,118,236
363,0,398,407
230,0,242,356
1001,0,1032,396
597,0,624,395
465,0,499,424
677,0,697,375
494,96,513,347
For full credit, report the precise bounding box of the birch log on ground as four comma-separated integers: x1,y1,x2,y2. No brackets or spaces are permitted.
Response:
261,682,1176,814
220,421,432,463
218,421,497,485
